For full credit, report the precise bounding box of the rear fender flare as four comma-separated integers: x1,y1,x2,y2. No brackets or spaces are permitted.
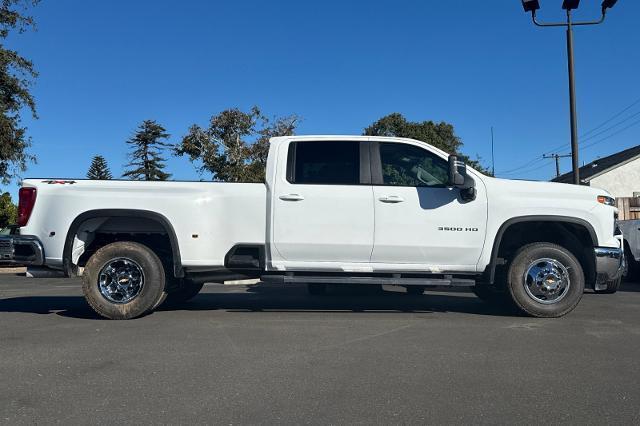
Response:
62,209,183,278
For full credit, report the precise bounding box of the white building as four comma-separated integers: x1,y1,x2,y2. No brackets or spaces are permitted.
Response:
552,145,640,198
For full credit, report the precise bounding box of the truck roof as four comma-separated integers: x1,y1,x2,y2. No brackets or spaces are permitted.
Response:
271,135,452,160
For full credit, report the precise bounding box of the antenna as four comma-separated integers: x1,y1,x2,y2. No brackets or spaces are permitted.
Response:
491,127,495,176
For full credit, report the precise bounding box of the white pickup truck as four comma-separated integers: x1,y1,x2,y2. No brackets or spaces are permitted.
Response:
0,135,624,319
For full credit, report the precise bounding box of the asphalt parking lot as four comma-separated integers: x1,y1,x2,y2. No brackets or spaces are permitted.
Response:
1,274,639,425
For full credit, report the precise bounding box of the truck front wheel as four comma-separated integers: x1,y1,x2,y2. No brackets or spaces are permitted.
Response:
82,241,168,320
507,242,584,318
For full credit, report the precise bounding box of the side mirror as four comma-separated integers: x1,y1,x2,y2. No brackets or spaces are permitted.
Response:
448,155,466,187
448,155,477,202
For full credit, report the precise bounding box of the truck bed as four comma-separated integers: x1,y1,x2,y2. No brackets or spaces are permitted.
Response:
19,179,267,270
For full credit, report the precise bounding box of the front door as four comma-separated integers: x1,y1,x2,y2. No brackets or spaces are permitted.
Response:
272,140,374,264
370,141,487,270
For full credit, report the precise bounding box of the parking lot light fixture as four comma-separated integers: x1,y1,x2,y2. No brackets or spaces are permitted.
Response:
522,0,540,13
562,0,581,10
521,0,620,185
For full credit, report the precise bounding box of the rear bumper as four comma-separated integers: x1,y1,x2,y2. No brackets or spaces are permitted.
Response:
0,235,44,266
594,237,624,290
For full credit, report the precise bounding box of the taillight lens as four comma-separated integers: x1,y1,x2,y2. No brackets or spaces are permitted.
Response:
18,187,37,227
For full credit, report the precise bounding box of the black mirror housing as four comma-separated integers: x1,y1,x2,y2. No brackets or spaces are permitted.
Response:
448,155,466,187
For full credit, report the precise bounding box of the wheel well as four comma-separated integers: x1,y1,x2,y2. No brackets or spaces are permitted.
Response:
489,220,596,288
63,210,182,278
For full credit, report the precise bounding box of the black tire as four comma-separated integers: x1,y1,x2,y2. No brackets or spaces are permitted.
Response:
623,250,638,282
594,277,621,294
507,242,584,318
82,241,167,320
164,279,204,305
405,286,425,296
307,283,327,296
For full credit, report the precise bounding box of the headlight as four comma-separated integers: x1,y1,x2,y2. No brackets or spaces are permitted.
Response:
597,195,616,207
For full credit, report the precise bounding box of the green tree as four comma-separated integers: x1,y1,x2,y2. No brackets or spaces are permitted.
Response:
0,0,40,185
246,114,298,181
87,155,112,180
176,107,298,182
0,191,17,228
363,113,491,175
123,120,172,181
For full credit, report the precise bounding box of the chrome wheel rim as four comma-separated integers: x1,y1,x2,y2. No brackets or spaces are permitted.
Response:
98,258,144,304
523,258,570,304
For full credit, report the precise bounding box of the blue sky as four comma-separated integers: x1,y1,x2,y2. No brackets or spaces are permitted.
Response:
4,0,639,197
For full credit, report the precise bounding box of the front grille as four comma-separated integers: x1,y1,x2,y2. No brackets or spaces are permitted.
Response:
0,239,12,251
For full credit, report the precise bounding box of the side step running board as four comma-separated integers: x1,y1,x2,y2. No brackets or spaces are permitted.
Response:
261,274,475,287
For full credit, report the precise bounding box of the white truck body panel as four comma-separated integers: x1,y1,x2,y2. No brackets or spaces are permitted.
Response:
19,135,619,277
20,181,267,268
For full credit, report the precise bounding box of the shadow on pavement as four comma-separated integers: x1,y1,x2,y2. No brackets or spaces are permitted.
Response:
0,283,520,320
0,295,100,319
619,282,640,292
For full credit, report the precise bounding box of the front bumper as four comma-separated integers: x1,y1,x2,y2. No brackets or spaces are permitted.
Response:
594,237,624,291
0,235,44,266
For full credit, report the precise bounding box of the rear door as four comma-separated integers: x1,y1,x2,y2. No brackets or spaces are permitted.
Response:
271,140,374,264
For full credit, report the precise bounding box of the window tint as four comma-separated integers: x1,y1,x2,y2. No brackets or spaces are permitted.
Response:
379,143,449,187
289,141,360,185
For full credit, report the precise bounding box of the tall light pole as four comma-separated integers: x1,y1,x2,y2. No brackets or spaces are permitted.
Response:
521,0,619,185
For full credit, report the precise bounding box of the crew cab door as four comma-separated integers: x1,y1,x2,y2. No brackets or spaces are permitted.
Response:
271,140,374,265
370,141,488,270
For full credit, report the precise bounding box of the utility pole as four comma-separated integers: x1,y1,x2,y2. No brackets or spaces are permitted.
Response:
543,153,572,178
566,9,579,184
521,0,619,185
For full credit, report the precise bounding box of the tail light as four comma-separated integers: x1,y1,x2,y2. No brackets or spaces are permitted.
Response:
18,187,37,227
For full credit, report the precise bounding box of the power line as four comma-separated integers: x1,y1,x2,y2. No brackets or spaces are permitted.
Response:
496,96,640,176
581,117,640,151
581,97,640,139
505,162,554,179
498,156,546,175
548,96,640,153
500,157,549,177
580,109,640,144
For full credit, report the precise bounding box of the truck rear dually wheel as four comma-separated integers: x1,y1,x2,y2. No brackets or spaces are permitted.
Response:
507,242,584,318
82,241,167,320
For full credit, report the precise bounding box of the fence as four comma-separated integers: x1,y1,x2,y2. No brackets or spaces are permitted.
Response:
616,197,640,220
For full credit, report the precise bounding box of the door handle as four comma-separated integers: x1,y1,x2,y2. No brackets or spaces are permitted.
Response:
378,195,404,203
279,194,305,201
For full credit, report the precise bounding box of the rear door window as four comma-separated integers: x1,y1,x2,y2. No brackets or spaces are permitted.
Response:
288,141,360,185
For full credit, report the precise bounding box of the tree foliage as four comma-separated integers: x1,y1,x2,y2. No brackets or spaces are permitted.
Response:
87,155,112,180
0,0,39,185
176,107,298,182
0,191,17,227
363,113,491,175
123,120,172,181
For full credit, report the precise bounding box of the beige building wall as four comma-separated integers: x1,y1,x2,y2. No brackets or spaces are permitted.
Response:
589,156,640,198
